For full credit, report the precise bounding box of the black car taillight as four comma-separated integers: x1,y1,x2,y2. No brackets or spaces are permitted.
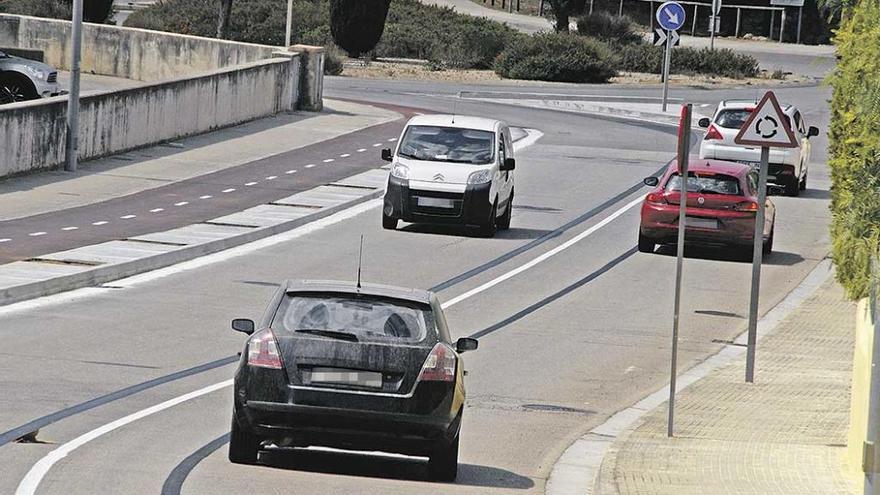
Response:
418,343,456,382
247,328,283,369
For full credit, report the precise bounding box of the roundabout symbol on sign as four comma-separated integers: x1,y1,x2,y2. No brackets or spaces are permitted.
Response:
755,116,778,139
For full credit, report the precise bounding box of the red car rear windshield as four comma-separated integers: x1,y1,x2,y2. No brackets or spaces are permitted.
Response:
666,173,743,195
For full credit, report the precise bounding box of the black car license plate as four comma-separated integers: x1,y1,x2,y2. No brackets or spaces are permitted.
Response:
310,368,382,388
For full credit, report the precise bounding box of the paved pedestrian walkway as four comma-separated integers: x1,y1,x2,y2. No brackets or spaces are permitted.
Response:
595,277,859,494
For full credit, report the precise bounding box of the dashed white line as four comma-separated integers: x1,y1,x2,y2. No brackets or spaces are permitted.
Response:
305,164,316,168
322,159,334,163
61,227,78,231
120,215,137,219
174,202,189,206
0,238,11,243
29,232,46,237
285,170,297,174
92,221,108,226
199,195,213,200
222,188,236,193
372,143,382,147
388,138,397,142
265,176,277,180
357,148,367,153
339,154,350,158
244,182,258,186
150,208,164,213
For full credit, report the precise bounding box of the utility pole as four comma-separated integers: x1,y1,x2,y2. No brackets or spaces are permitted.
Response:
65,0,83,172
285,0,294,47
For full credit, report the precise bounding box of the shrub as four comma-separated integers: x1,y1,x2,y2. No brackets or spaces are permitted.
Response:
323,44,345,75
827,0,880,299
494,32,618,83
576,12,641,44
330,0,391,57
618,43,759,78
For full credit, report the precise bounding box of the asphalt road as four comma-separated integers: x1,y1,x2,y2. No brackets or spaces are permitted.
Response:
0,77,832,494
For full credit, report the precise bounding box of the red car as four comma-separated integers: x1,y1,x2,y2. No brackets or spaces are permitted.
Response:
638,159,776,255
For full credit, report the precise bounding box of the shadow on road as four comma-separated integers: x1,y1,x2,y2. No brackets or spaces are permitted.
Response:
653,244,805,266
798,188,831,200
398,223,552,240
258,447,535,489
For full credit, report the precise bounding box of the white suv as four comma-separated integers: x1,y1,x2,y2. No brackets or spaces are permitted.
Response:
381,115,515,237
698,100,819,197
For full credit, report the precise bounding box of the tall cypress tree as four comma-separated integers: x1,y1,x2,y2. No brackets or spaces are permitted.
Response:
330,0,392,58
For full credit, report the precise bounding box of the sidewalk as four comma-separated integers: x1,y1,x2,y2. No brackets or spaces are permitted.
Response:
595,275,859,494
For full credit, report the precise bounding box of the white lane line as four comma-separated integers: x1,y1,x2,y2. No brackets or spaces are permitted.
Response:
372,143,382,147
222,188,236,193
322,159,334,163
305,164,316,168
357,148,367,153
339,154,350,158
92,221,108,226
120,215,136,220
285,170,297,174
245,182,258,186
149,208,164,213
0,238,10,243
28,232,46,237
265,176,277,181
199,195,213,200
388,138,397,142
174,202,189,206
14,380,233,495
442,195,644,309
61,227,78,231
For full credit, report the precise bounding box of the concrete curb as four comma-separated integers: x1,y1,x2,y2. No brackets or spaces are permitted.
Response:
545,257,834,495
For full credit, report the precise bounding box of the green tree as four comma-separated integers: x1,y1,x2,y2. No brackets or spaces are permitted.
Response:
330,0,391,57
83,0,114,22
546,0,586,32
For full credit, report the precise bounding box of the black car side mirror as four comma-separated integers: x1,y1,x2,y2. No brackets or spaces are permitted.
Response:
643,176,659,187
232,318,255,335
697,117,711,128
456,337,478,353
381,148,393,162
501,157,516,171
808,126,819,138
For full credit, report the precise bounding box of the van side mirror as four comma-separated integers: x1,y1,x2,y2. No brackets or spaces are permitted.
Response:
807,126,819,138
381,148,393,162
643,176,659,187
232,318,255,335
501,157,516,171
698,117,711,128
456,337,478,353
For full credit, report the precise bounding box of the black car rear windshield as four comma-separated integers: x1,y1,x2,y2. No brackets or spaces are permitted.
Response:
272,293,434,343
666,173,743,195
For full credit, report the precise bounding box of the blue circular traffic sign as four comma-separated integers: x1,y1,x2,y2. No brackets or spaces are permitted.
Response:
656,1,686,31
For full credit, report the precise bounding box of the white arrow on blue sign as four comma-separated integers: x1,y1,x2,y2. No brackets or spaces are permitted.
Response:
656,1,687,31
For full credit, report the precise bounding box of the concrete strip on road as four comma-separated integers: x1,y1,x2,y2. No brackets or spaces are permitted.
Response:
545,257,834,495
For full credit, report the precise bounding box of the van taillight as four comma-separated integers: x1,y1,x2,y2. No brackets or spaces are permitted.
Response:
418,343,456,382
247,328,283,369
704,125,723,141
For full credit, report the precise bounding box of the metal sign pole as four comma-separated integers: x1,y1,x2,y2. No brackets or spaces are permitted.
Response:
65,0,83,172
745,146,770,383
661,29,673,112
668,103,692,437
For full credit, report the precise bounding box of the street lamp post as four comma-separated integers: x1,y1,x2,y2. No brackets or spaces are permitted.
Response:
65,0,83,172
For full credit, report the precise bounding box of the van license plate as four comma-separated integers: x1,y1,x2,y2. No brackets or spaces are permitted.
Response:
685,217,718,229
311,368,382,388
417,197,454,208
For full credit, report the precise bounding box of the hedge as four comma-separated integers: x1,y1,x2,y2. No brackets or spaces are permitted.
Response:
619,44,759,79
494,32,618,83
575,12,641,44
827,0,880,299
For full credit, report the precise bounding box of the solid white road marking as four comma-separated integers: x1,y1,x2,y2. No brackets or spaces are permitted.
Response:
92,221,108,226
149,208,164,213
174,202,189,206
120,215,136,219
244,182,258,186
285,170,297,174
222,188,236,193
199,195,213,200
13,380,233,495
340,154,350,158
29,232,46,237
61,227,78,231
322,159,334,163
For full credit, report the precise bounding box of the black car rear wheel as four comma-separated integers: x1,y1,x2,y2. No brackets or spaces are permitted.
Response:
228,414,260,464
427,434,459,482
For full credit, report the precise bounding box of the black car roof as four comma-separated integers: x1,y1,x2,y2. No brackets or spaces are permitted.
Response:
283,279,434,305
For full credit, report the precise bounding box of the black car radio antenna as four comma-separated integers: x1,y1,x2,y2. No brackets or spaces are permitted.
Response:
356,234,364,289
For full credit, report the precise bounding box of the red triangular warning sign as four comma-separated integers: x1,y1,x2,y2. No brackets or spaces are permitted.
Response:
734,91,798,148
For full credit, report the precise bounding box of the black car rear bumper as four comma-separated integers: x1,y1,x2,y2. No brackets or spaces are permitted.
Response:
383,176,492,226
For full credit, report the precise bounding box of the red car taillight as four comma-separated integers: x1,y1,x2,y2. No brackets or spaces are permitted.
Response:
734,201,759,212
418,343,456,382
704,125,723,141
247,328,283,369
646,192,667,205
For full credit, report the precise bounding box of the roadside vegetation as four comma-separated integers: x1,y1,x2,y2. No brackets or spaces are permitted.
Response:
0,0,113,22
827,0,880,299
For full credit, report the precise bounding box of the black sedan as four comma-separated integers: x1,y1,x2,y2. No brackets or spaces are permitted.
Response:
229,279,478,481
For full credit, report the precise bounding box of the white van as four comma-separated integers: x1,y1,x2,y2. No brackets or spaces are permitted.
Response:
381,115,516,237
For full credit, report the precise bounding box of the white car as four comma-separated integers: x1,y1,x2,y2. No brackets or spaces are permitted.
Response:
698,100,819,197
381,115,515,237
